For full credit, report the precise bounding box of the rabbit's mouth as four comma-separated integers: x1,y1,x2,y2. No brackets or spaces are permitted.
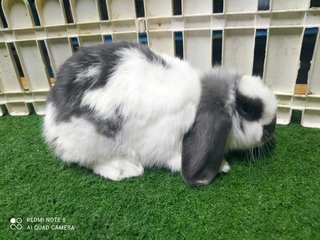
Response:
227,137,276,161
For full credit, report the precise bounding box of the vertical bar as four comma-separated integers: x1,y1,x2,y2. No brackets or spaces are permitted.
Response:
223,29,255,75
149,32,174,56
264,28,303,93
2,0,34,28
144,0,172,17
0,43,22,92
184,30,212,71
106,0,136,20
70,0,100,23
35,0,66,26
14,41,50,91
45,38,73,75
183,0,212,15
38,40,54,81
7,43,27,90
308,28,320,95
271,0,310,10
224,0,257,12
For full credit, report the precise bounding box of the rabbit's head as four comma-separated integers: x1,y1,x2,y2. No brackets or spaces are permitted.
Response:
182,67,277,187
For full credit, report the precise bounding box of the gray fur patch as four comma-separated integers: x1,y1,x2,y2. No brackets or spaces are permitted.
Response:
76,105,124,138
87,108,123,138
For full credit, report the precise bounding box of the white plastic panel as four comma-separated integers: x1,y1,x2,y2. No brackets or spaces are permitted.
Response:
223,29,255,75
0,104,5,116
112,33,138,42
308,31,320,95
225,0,257,13
270,12,304,27
276,107,291,125
33,101,46,115
264,28,303,94
35,0,66,26
31,92,48,115
79,35,103,47
14,41,50,91
148,32,174,56
305,11,320,26
6,93,30,115
225,14,255,28
185,16,211,29
144,0,172,17
0,43,21,93
292,96,306,110
6,102,30,115
255,13,271,28
147,18,173,31
302,109,320,128
183,0,212,15
184,30,212,72
304,29,320,128
107,0,136,20
271,0,310,11
112,20,136,33
2,0,34,29
70,0,100,23
45,38,73,74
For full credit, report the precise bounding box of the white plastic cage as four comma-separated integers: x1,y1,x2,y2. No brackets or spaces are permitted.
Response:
0,0,319,128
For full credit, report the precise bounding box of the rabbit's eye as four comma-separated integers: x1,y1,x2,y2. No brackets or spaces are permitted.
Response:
236,93,263,121
241,103,255,115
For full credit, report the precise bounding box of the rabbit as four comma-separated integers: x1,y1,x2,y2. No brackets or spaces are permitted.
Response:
43,41,277,187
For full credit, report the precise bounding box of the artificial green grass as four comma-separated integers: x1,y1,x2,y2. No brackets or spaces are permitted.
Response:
1,115,319,240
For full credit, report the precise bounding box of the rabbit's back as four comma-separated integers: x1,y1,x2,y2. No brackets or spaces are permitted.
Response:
43,41,201,168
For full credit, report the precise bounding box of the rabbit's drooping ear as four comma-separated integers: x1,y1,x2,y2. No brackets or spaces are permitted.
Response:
181,111,231,187
181,69,237,187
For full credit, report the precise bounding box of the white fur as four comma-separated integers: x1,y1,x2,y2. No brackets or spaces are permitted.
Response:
44,48,201,180
238,75,277,125
228,119,263,150
219,159,231,173
227,75,277,150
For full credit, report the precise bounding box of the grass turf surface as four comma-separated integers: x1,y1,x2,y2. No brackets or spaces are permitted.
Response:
0,115,319,240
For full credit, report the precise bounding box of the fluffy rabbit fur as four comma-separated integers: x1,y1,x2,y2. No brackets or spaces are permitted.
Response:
43,41,277,186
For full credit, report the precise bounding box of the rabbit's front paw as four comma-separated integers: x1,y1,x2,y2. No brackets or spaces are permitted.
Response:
93,159,144,181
